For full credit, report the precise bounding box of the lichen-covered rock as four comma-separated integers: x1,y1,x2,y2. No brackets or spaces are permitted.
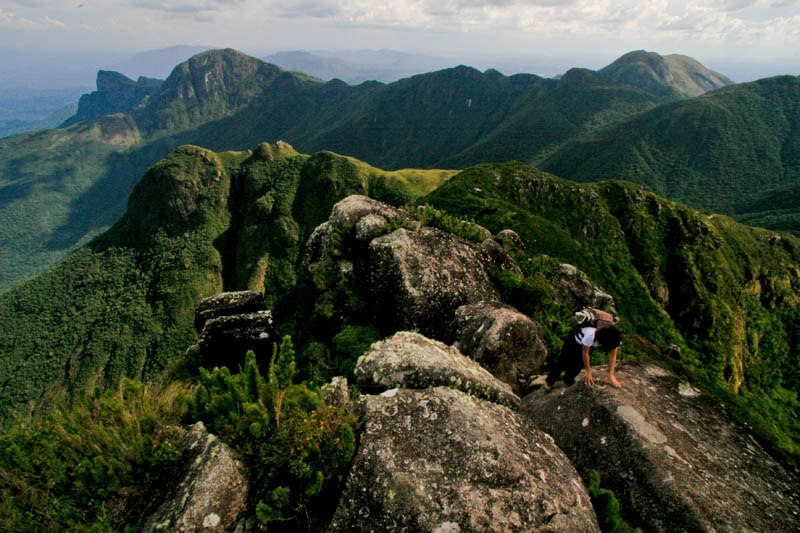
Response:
193,290,266,333
197,310,274,363
523,360,800,532
367,227,501,338
548,263,617,313
451,301,548,393
495,229,526,252
328,387,599,532
480,237,523,277
356,331,519,408
142,422,247,532
321,376,351,409
304,195,416,269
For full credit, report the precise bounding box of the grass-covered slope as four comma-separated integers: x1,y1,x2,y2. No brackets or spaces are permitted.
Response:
0,142,451,424
421,163,800,465
541,75,800,233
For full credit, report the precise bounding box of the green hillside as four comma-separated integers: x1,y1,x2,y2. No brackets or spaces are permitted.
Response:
420,162,800,465
541,75,800,232
599,50,733,100
1,144,799,468
0,143,452,424
0,48,682,292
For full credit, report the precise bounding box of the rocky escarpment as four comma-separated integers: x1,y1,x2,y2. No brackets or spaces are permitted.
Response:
523,360,800,531
331,331,599,532
306,195,550,388
61,70,162,128
188,290,275,367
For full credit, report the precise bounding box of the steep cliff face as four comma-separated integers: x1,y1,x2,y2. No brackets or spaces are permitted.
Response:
60,70,162,128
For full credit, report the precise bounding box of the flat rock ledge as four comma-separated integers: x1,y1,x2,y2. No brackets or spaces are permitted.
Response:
142,421,247,532
523,360,800,532
194,290,266,333
328,386,599,532
356,331,520,409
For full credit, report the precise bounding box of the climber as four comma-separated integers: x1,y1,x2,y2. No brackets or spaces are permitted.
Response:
543,320,623,390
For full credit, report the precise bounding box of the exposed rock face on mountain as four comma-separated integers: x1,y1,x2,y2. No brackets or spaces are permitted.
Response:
330,385,599,532
599,50,732,100
61,70,162,127
356,331,520,408
548,263,617,314
191,291,275,366
142,421,247,532
451,301,547,392
523,360,800,531
193,290,266,332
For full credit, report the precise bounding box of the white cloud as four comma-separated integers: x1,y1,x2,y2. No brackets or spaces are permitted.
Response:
0,7,66,29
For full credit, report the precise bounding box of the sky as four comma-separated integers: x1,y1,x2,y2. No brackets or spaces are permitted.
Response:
0,0,798,74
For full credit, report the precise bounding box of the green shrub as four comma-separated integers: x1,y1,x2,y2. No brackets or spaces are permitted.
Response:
414,204,488,243
186,337,358,530
586,470,631,533
0,379,189,532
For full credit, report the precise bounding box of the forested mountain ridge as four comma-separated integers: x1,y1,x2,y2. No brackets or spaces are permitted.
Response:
0,48,749,293
2,143,799,468
599,50,733,100
541,74,800,233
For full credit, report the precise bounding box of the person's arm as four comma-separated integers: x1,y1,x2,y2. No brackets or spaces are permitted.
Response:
582,344,594,386
607,346,621,388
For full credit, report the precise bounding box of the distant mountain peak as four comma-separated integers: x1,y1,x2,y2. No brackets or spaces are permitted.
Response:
600,50,733,99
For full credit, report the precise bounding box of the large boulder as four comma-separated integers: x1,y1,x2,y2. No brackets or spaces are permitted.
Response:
329,386,599,532
523,360,800,532
356,331,519,408
451,301,548,393
142,422,247,532
548,263,616,314
367,227,502,338
193,290,266,332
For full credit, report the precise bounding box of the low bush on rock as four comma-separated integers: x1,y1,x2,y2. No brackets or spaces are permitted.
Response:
186,336,358,530
587,469,631,533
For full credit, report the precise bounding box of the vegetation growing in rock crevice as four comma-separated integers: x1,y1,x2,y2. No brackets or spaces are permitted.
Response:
186,338,357,530
586,470,631,533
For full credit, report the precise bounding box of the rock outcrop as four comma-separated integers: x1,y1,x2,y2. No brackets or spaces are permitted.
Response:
356,331,519,408
191,290,275,365
451,301,548,392
368,227,502,338
329,386,599,532
142,422,247,532
193,290,266,332
548,263,617,313
523,360,800,531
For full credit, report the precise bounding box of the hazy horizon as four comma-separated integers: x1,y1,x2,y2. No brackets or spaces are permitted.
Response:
1,1,798,80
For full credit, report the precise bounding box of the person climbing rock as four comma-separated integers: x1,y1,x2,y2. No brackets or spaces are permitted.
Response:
544,319,622,390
